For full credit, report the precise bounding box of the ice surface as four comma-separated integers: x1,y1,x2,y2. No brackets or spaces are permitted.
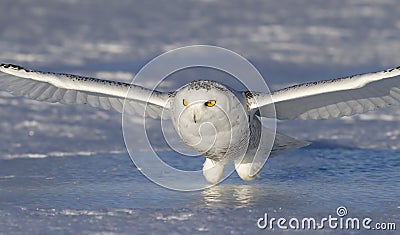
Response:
0,149,399,234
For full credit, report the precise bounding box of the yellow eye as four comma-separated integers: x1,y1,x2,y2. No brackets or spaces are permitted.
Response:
205,100,216,107
183,99,188,106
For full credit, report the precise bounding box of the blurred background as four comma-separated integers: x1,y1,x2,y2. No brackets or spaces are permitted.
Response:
0,0,400,157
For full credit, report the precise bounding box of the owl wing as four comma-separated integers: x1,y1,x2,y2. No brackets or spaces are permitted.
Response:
246,66,400,120
0,64,171,119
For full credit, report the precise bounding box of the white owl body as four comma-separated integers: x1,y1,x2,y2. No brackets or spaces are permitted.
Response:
170,81,250,162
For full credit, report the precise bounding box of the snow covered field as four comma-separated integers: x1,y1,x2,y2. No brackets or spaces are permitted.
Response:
1,0,400,156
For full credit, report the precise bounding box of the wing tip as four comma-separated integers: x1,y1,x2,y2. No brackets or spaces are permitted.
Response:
0,63,32,73
383,66,400,73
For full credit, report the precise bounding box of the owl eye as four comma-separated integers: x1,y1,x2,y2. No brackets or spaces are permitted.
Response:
205,100,216,107
183,99,188,106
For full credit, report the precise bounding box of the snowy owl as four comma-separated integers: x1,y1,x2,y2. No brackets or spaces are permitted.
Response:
1,63,400,183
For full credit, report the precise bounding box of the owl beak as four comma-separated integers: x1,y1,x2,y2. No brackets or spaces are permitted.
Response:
193,113,197,123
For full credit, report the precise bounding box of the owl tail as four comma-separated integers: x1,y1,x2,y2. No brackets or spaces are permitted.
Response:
271,132,310,155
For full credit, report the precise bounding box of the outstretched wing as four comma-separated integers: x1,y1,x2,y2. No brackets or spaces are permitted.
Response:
247,66,400,120
0,64,171,118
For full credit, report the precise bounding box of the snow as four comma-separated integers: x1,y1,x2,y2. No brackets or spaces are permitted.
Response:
0,0,399,156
